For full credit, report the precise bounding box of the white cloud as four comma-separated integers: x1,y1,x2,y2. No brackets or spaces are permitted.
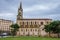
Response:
0,13,16,21
0,0,60,21
41,14,60,20
23,3,59,13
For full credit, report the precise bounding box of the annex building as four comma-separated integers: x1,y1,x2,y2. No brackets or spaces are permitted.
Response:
0,19,13,33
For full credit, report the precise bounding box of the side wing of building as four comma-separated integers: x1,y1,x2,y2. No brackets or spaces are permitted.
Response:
0,19,13,32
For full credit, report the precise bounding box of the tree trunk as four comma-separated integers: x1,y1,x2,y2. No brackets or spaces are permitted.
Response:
58,33,60,38
49,32,50,37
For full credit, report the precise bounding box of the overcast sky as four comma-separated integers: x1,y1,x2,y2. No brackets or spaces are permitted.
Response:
0,0,60,22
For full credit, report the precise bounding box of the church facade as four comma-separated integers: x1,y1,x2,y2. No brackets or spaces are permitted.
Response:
16,2,52,36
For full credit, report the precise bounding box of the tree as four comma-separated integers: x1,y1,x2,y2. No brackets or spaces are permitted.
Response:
0,30,2,35
44,24,52,37
51,21,60,38
10,24,20,36
44,21,60,38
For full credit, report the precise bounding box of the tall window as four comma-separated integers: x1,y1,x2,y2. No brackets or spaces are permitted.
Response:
20,25,23,28
41,22,43,25
23,22,24,24
26,29,27,32
20,22,21,25
25,25,28,28
35,29,37,31
21,29,23,31
35,22,36,24
31,22,32,25
27,22,28,25
46,22,48,24
31,29,32,31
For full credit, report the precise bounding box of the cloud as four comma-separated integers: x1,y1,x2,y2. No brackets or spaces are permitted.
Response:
23,5,49,12
0,13,16,21
23,13,60,20
0,0,60,22
23,3,59,13
43,14,60,20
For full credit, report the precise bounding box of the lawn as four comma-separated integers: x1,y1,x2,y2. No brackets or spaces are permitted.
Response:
0,36,60,40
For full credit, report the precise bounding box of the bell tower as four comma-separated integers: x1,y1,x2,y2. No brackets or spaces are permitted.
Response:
17,1,23,20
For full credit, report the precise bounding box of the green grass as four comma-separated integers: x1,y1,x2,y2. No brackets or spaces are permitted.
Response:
0,36,60,40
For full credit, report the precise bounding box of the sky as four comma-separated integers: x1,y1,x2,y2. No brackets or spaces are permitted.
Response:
0,0,60,22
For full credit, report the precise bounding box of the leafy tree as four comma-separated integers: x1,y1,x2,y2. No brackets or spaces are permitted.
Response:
0,30,2,34
10,24,20,36
44,24,52,37
44,21,60,37
51,21,60,38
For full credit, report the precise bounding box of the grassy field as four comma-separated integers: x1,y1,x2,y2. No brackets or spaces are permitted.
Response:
0,36,60,40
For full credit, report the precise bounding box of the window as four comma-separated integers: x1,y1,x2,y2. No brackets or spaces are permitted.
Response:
35,22,36,24
23,32,25,35
31,22,32,25
21,29,23,31
20,22,21,25
23,22,24,24
33,29,34,31
25,25,28,28
41,22,43,25
30,25,33,28
39,25,41,27
31,29,32,31
26,29,27,32
20,25,23,28
46,22,48,24
27,22,28,25
35,29,37,31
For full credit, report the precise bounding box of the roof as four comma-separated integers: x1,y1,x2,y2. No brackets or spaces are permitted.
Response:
17,18,52,20
0,19,13,22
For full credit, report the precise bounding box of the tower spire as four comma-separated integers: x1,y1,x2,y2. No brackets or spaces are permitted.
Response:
17,1,23,20
20,1,22,9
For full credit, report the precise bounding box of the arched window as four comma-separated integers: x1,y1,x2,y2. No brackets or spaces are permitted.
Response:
20,22,21,24
35,21,36,24
35,29,37,31
41,22,43,25
27,22,28,25
31,22,32,25
21,29,23,31
47,22,48,24
26,29,27,32
23,22,24,24
31,29,32,31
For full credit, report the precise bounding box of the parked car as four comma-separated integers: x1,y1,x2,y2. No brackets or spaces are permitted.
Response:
0,33,8,38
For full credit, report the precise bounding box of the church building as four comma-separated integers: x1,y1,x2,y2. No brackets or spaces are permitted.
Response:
16,2,52,36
